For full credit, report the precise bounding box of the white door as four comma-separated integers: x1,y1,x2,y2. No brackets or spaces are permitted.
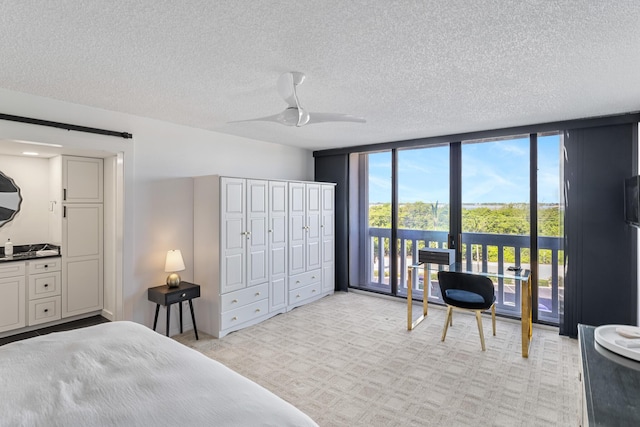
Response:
220,178,246,293
62,204,103,317
305,183,322,271
247,180,268,287
289,182,306,275
269,181,288,311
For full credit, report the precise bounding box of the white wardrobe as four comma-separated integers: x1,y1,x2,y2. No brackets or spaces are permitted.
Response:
194,175,335,338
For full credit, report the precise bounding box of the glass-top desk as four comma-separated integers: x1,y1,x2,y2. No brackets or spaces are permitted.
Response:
407,262,532,358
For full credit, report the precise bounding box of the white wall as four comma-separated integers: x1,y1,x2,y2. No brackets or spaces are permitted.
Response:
0,88,314,333
0,155,50,246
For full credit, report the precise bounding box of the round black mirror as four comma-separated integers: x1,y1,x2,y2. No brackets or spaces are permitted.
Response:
0,171,22,228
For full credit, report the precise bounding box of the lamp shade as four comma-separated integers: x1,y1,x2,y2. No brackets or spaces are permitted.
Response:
164,249,185,273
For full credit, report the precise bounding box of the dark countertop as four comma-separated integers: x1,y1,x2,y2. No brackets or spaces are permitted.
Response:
578,324,640,426
0,243,61,263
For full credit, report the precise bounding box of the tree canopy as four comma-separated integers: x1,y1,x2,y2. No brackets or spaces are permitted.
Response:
370,202,562,237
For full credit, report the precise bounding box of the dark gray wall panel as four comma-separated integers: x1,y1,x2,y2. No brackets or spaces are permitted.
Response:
315,154,349,292
563,124,637,337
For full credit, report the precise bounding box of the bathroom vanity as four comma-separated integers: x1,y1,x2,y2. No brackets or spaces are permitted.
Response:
0,244,61,332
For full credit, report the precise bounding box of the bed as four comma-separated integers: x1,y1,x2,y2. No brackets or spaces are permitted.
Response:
0,321,317,426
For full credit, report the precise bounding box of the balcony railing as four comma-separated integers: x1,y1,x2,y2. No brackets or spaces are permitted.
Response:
367,227,563,323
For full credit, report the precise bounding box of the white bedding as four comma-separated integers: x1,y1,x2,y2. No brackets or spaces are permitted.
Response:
0,321,317,427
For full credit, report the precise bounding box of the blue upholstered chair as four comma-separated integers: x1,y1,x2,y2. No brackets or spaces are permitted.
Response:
436,271,496,351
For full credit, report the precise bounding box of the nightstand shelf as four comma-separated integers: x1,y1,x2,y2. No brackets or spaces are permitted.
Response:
148,281,200,340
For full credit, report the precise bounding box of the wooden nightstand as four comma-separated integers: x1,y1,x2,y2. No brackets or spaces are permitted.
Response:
148,281,200,340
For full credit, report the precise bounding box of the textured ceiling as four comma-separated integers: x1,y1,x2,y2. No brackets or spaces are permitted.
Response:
1,1,639,151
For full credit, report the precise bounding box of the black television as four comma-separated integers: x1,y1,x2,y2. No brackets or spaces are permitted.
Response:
624,176,640,226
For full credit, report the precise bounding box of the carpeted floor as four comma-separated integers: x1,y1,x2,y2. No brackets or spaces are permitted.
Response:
174,291,580,427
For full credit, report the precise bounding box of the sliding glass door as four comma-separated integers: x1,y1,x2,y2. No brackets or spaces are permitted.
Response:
461,136,530,317
396,145,450,300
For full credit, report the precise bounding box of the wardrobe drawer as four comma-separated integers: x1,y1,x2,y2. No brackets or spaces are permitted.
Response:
221,299,269,330
289,269,321,290
289,282,322,304
0,262,25,278
28,272,61,300
221,283,268,313
28,296,61,326
28,258,61,274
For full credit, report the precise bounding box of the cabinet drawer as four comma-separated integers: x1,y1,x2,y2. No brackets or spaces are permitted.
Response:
221,283,268,313
289,269,321,290
289,282,322,304
28,296,61,326
165,286,200,305
221,299,269,330
0,262,26,279
28,272,61,300
28,258,62,274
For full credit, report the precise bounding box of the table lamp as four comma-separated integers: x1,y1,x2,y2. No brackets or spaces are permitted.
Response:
164,249,185,287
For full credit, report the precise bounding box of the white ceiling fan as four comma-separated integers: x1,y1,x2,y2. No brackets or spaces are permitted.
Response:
231,72,366,127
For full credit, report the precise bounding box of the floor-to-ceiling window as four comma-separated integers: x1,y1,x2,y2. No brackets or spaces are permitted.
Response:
352,133,564,326
365,151,392,293
537,132,564,324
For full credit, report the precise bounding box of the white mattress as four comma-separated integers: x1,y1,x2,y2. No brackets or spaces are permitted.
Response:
0,321,317,427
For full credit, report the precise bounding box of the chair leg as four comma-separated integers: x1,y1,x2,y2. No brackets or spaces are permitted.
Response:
491,304,496,336
442,306,452,341
475,310,486,351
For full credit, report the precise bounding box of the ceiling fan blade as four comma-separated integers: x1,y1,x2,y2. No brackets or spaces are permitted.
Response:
306,112,367,125
228,108,301,126
228,113,284,125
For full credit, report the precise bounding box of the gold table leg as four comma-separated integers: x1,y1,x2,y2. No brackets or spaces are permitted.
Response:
521,275,532,357
407,264,428,330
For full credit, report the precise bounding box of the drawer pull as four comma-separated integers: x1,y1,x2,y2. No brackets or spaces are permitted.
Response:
312,276,316,279
181,293,186,298
44,284,49,288
232,299,238,303
296,280,300,284
44,265,48,268
44,309,49,313
296,294,301,298
231,316,238,321
255,308,261,313
312,289,317,293
255,292,260,296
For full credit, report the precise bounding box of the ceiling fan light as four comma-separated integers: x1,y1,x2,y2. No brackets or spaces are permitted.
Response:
277,108,300,126
297,109,310,126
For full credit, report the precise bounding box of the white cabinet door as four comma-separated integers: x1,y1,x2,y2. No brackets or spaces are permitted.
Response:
62,204,103,317
247,180,268,287
0,276,26,333
289,182,306,276
306,183,322,271
269,181,288,311
62,156,103,203
220,178,246,293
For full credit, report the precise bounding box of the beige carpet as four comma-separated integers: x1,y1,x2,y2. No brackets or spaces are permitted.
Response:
175,291,580,427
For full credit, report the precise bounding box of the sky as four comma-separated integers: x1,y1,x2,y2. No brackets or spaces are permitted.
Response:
368,134,562,204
